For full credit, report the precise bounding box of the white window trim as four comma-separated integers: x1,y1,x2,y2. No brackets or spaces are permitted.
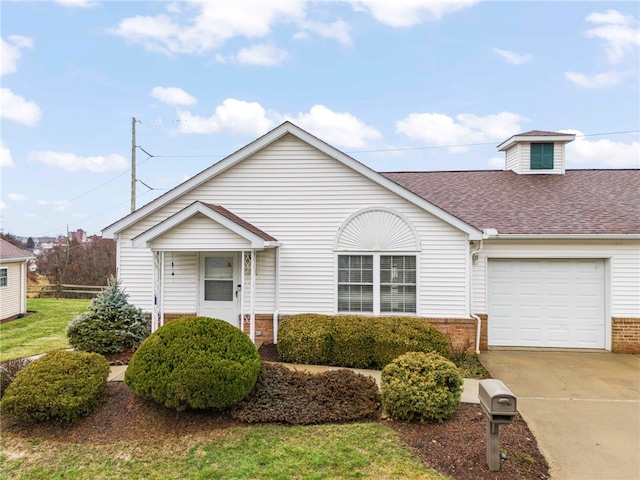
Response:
334,252,420,316
0,267,7,288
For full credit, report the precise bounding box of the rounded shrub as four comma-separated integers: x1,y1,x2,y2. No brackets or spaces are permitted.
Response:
372,317,451,369
0,350,110,423
277,314,451,370
124,316,260,411
67,276,149,354
381,351,463,423
277,313,334,365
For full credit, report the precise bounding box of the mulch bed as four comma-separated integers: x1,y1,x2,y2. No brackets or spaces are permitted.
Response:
0,343,549,480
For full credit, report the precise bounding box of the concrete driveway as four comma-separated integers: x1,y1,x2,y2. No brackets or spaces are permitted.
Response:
480,351,640,480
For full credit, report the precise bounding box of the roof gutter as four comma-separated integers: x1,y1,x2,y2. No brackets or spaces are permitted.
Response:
483,233,640,240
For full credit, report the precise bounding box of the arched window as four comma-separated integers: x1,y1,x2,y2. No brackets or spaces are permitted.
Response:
335,208,419,315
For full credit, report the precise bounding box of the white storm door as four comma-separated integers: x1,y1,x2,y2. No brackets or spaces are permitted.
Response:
199,253,239,327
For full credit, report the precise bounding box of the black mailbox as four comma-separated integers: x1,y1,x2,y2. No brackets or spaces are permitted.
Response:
478,379,517,424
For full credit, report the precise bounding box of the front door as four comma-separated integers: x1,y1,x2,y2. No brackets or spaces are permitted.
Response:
199,253,239,327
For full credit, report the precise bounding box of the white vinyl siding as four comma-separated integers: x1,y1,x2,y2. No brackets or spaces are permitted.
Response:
117,134,470,318
472,239,640,326
505,144,520,172
150,213,252,251
0,262,26,320
162,252,197,313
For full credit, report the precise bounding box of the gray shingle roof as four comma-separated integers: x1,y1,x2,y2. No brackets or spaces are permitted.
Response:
201,203,278,242
0,239,32,261
382,170,640,235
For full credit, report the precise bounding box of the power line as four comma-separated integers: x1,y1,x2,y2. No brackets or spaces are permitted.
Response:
134,128,640,158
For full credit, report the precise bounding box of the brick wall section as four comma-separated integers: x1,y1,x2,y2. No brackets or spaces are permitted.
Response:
241,314,274,344
612,318,640,354
423,317,481,354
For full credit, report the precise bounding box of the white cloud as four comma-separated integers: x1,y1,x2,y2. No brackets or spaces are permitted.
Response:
566,10,638,90
54,0,99,8
289,105,382,148
177,98,275,136
348,0,479,27
0,88,42,126
235,44,289,66
564,71,621,88
585,9,639,64
216,44,289,65
111,0,305,55
151,86,197,105
0,140,14,167
396,111,527,153
493,48,532,65
561,129,640,168
299,20,352,45
1,35,34,76
0,201,6,210
29,151,128,172
7,193,27,201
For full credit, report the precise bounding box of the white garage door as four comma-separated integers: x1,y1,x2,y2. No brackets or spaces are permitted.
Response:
488,259,605,348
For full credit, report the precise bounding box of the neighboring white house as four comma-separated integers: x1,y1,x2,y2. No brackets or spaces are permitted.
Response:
0,239,33,321
103,122,640,353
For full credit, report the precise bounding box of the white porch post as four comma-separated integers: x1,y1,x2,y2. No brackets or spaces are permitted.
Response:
250,248,256,343
273,245,280,343
152,251,161,331
240,250,246,332
159,251,165,328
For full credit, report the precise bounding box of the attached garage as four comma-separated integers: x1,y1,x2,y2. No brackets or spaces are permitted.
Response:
488,259,606,349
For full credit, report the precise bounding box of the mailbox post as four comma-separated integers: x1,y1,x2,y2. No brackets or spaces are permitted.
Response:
478,379,518,471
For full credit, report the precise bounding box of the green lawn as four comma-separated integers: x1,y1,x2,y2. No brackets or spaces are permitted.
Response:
0,298,90,362
0,423,449,480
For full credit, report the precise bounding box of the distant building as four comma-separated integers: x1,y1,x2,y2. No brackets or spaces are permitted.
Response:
68,229,87,244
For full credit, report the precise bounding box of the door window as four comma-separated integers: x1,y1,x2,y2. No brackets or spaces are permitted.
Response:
204,256,234,301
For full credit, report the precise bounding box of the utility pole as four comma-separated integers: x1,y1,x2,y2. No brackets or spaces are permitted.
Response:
131,117,136,212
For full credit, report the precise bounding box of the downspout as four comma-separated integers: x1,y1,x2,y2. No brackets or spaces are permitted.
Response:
470,239,483,354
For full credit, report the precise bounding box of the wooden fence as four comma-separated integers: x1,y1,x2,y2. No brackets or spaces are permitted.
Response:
27,284,105,299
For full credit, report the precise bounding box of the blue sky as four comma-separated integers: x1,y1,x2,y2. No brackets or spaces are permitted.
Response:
1,0,639,238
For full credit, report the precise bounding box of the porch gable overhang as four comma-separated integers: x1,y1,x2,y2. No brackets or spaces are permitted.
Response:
132,201,280,250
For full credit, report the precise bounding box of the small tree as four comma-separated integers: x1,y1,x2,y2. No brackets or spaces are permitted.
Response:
67,276,149,354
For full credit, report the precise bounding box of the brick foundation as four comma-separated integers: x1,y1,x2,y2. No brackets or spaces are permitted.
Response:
418,317,478,354
612,318,640,354
241,314,275,344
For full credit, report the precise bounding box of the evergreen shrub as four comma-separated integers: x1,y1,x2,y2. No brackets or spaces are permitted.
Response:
0,350,109,423
232,362,380,424
372,317,451,369
381,351,463,423
277,314,451,369
67,276,149,354
124,316,260,411
277,313,334,365
329,316,375,368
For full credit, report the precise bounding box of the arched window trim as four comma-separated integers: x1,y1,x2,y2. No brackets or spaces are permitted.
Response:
333,207,421,252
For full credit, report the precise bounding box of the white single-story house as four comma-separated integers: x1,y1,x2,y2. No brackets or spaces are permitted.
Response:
0,239,33,321
103,123,640,353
